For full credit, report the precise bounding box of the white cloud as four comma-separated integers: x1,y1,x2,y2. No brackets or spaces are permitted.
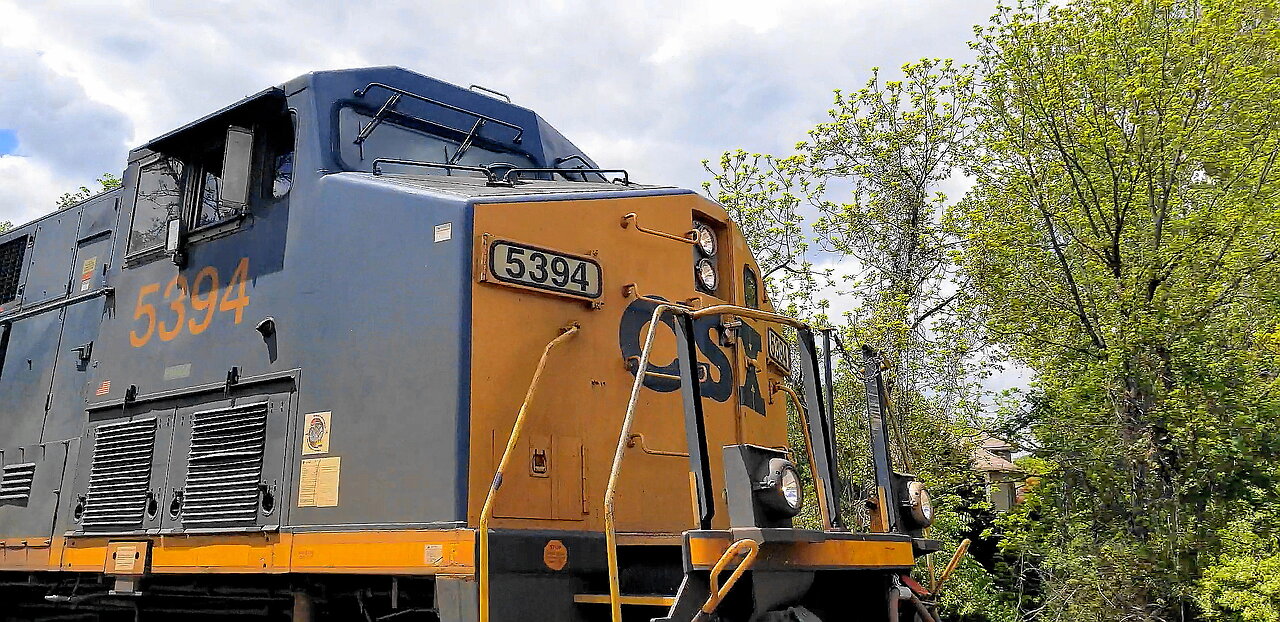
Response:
0,0,1025,392
0,155,70,224
0,0,996,228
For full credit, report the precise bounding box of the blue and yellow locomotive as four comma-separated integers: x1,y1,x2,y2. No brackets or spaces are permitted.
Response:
0,67,942,622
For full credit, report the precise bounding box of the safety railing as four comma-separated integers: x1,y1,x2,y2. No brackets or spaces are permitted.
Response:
694,539,760,622
772,383,834,531
603,302,843,622
478,325,580,622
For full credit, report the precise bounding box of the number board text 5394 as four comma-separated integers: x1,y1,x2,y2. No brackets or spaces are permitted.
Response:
485,240,602,302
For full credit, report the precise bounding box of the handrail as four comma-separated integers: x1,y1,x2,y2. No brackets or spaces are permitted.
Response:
772,383,832,531
695,539,760,621
605,303,682,622
354,82,525,143
496,167,631,186
689,304,812,329
603,301,838,622
372,158,491,178
931,538,971,596
620,213,697,245
627,433,689,458
479,324,580,622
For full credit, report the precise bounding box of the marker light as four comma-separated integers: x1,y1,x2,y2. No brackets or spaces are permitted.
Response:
693,221,718,256
696,258,718,292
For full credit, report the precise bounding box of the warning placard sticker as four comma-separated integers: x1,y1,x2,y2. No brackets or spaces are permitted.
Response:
298,457,341,508
80,256,98,291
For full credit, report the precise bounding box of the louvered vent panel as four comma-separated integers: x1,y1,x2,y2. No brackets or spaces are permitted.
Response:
82,418,157,528
0,462,36,502
0,235,27,304
182,403,268,525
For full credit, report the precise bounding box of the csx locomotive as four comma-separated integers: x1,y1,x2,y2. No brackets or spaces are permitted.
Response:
0,67,944,621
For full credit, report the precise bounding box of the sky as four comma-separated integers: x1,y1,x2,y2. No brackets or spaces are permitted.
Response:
0,0,1028,393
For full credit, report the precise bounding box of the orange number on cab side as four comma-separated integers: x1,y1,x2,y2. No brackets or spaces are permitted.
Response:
129,258,250,347
220,257,250,324
129,283,161,348
188,267,219,335
157,274,189,342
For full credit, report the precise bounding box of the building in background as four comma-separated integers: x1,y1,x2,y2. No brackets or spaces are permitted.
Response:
972,436,1022,512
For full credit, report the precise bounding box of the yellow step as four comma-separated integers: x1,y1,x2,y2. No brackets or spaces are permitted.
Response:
573,594,676,607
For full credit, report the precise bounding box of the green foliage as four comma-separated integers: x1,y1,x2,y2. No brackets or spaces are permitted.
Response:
0,221,10,233
952,0,1280,619
1197,511,1280,622
703,1,1280,619
705,58,1010,619
56,173,122,209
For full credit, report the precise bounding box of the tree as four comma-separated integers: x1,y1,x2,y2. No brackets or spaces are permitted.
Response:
56,173,122,209
705,60,1018,620
954,0,1280,619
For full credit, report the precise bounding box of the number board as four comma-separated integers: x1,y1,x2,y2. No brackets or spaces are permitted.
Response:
767,328,792,375
488,240,603,301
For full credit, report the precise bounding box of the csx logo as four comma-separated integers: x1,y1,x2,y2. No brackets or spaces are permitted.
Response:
617,297,766,415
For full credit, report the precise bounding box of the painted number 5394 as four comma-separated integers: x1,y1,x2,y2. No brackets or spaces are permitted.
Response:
129,257,251,348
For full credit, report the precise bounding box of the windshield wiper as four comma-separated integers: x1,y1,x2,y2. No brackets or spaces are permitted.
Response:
352,93,401,159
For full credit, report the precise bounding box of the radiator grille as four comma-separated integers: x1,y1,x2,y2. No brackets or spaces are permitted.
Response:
0,462,36,502
182,403,268,525
82,418,157,528
0,236,27,304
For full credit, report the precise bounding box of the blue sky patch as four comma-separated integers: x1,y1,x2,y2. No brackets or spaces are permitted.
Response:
0,129,17,155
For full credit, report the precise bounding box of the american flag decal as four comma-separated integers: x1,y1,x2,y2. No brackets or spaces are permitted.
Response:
95,381,111,396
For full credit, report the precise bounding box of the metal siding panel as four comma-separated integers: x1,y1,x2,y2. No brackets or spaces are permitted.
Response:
280,174,468,527
0,442,69,540
42,296,104,443
0,312,63,449
75,193,120,241
22,208,81,306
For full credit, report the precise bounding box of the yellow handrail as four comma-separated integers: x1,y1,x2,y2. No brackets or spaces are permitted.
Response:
620,213,698,245
696,539,760,621
689,304,812,329
605,303,682,622
932,538,971,596
602,302,821,622
772,383,832,531
478,324,580,622
627,433,690,458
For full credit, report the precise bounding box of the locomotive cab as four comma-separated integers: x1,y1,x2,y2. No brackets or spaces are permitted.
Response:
0,67,941,622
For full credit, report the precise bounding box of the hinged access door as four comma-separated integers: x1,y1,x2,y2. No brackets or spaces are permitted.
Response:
161,390,292,533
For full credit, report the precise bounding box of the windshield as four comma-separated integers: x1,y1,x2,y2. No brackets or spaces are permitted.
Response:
337,107,537,176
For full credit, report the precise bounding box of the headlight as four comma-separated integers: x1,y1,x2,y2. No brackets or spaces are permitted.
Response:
907,481,934,527
695,258,718,292
780,466,802,511
693,221,717,256
757,458,803,517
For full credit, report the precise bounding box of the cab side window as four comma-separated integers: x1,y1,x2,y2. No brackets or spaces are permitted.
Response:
127,156,185,255
125,109,293,262
743,265,760,309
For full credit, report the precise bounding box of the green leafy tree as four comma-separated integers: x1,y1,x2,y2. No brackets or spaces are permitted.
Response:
954,0,1280,619
56,173,122,209
705,60,1017,621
